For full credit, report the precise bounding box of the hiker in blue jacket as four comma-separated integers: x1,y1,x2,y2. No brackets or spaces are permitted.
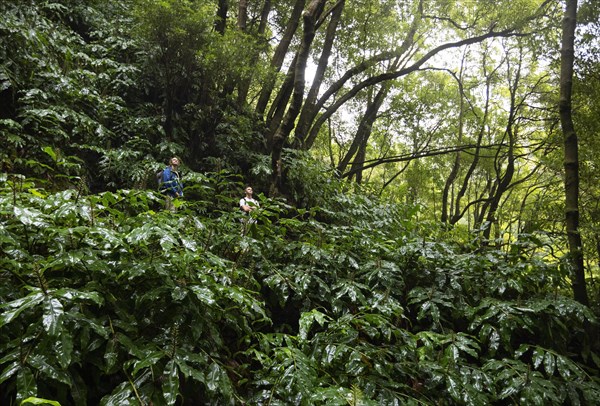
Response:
161,157,183,211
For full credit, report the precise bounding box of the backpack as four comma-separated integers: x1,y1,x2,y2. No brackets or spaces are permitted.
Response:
156,169,164,190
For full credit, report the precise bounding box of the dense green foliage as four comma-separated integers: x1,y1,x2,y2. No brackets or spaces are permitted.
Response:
1,0,600,404
1,172,599,405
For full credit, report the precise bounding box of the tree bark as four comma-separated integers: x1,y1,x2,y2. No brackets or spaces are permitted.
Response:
270,0,325,195
293,0,345,148
215,0,228,35
441,66,466,224
480,51,524,242
265,54,297,145
481,130,515,242
236,0,272,106
337,83,388,176
255,0,306,117
559,0,589,305
237,0,247,31
302,0,424,150
257,0,271,34
449,54,498,225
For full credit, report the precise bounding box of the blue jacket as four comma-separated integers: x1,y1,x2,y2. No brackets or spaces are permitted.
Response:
161,166,183,197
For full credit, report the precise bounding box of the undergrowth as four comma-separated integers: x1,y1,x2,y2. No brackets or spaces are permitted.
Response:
1,172,599,405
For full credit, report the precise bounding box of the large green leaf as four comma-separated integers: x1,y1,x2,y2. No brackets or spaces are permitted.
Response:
162,359,179,406
103,338,119,374
69,370,88,406
20,397,61,406
0,361,20,384
13,206,49,228
56,329,74,369
205,361,234,399
16,367,37,405
99,382,134,406
0,291,45,327
42,297,64,336
129,350,164,376
189,285,215,305
299,309,329,340
174,352,206,383
54,288,104,306
27,354,70,386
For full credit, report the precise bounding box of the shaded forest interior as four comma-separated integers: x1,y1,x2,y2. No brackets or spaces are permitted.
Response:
1,0,599,405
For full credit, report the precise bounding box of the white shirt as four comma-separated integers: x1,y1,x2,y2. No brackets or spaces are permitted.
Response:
240,197,258,211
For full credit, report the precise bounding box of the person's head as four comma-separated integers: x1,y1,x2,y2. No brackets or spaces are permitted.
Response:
244,185,253,196
169,157,181,168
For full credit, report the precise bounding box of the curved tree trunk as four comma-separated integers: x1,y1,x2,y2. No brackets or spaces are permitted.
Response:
481,134,515,242
303,27,519,151
237,0,272,106
302,0,424,150
449,56,496,225
270,0,326,195
255,0,306,117
559,0,589,305
441,75,465,224
337,83,388,176
481,56,521,243
293,0,345,149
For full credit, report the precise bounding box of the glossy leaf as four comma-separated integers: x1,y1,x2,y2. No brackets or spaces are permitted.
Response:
20,397,61,406
130,350,164,376
0,291,45,327
190,285,215,305
13,206,49,227
99,382,134,406
162,359,179,406
16,367,37,405
543,351,556,376
42,297,64,337
299,309,329,340
0,361,20,384
174,355,206,383
26,354,71,386
56,329,74,369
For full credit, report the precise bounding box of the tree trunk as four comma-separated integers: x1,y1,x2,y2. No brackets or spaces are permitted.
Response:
293,0,345,148
237,0,247,31
337,84,387,176
559,0,589,305
255,0,306,117
481,159,513,242
303,27,519,152
236,0,272,106
302,0,424,150
481,115,517,242
215,0,228,35
449,62,494,224
353,139,368,184
257,0,271,34
265,55,297,145
270,0,325,195
441,76,465,223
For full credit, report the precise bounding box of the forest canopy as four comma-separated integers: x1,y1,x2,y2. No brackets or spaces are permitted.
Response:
1,0,599,404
